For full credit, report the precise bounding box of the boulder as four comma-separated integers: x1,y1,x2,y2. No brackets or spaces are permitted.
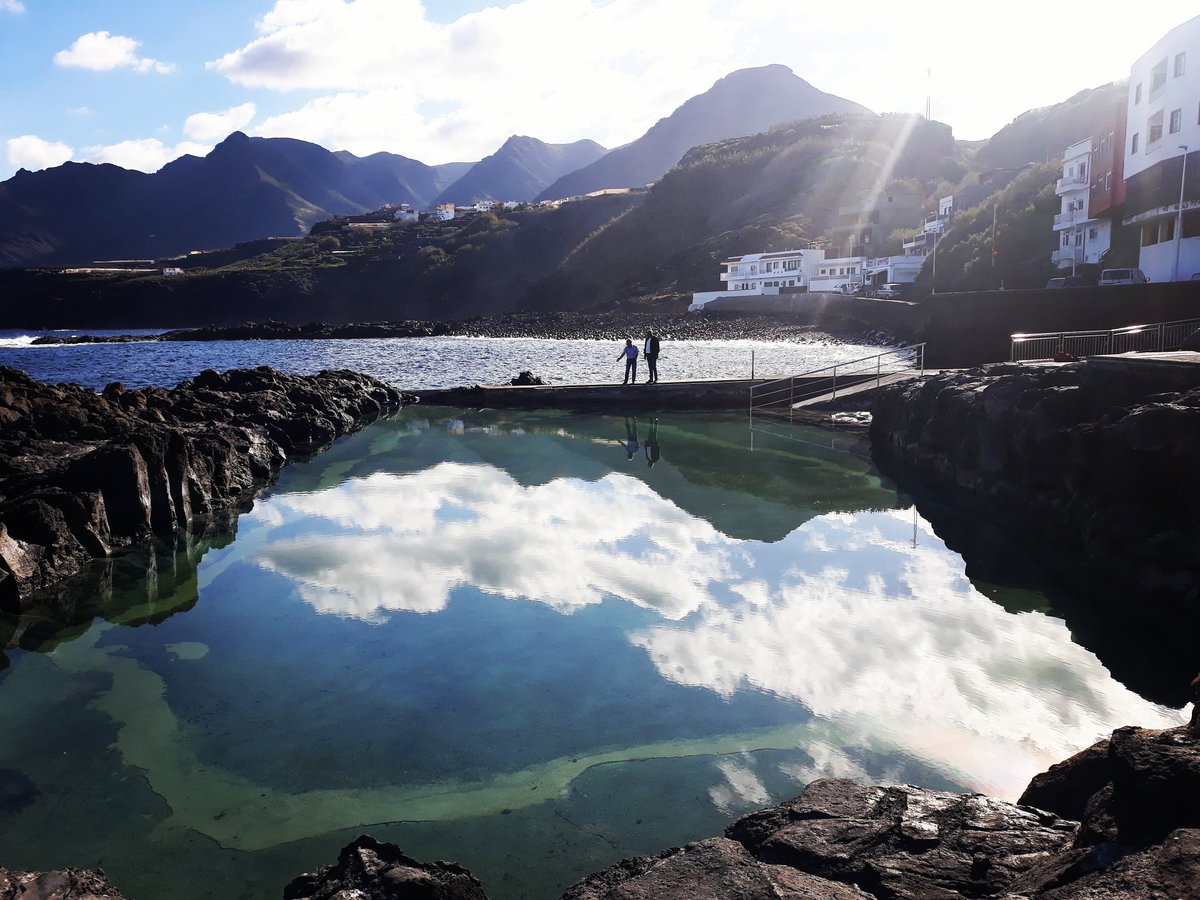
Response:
283,834,487,900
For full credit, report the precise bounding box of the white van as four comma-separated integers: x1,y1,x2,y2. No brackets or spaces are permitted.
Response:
1098,268,1150,285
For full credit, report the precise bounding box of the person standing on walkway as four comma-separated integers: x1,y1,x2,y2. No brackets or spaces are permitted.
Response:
643,330,660,383
618,338,638,384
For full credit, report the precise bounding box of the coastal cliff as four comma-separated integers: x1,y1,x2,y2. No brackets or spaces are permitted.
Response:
0,366,412,613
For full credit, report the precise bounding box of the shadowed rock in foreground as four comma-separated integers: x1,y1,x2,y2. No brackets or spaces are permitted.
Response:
0,365,412,611
279,717,1200,899
0,867,128,899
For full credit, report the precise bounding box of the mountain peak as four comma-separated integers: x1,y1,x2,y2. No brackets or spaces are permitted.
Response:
536,66,870,200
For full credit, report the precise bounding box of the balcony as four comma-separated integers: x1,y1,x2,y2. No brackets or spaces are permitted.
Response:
1051,248,1082,267
1056,173,1088,192
1053,211,1093,229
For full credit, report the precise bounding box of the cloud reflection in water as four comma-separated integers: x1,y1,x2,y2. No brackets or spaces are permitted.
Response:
250,463,1186,797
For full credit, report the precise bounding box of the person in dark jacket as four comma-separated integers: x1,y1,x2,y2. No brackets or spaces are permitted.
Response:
643,330,661,383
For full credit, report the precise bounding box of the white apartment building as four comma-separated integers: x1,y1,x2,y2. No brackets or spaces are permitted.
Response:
807,256,867,293
1051,138,1110,270
689,248,825,310
1123,15,1200,281
720,249,826,291
903,195,954,257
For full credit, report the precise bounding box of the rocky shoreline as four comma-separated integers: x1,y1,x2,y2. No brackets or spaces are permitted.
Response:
0,365,412,612
28,310,894,346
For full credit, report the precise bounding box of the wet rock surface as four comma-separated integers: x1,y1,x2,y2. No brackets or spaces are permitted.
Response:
0,365,412,611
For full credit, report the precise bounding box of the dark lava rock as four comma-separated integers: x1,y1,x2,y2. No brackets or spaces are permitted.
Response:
0,867,128,899
283,834,487,900
509,371,545,385
868,358,1200,703
0,365,414,613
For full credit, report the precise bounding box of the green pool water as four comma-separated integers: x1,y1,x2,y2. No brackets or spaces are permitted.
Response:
0,410,1186,899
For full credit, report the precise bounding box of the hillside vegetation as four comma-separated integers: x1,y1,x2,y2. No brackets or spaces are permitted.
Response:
0,82,1133,327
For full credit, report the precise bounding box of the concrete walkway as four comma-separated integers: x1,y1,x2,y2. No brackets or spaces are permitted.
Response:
415,378,766,410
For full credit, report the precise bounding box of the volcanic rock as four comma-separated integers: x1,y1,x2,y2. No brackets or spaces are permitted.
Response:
0,365,413,612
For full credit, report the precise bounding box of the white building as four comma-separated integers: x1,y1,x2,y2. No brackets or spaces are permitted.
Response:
431,203,455,221
1051,138,1110,270
807,256,867,293
863,255,923,286
689,249,826,309
903,195,954,257
1122,15,1200,281
393,204,419,224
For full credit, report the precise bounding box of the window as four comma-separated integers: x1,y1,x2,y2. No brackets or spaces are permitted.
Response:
1148,110,1164,145
1063,234,1070,247
1135,82,1143,104
1132,132,1140,154
1175,52,1186,77
1151,59,1168,96
1089,227,1098,241
1105,170,1112,191
1170,109,1182,134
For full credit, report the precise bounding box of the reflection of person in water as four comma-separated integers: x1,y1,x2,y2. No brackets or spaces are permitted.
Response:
644,418,661,468
623,416,640,460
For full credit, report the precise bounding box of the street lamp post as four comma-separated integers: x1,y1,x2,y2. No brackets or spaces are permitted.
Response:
1174,145,1189,282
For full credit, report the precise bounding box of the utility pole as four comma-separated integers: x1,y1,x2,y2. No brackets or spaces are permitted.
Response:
1174,145,1189,281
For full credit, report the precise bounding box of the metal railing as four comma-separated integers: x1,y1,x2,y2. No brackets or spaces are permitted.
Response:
750,343,926,415
1010,318,1200,362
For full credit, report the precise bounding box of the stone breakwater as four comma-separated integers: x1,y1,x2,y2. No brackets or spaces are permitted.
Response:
0,365,412,611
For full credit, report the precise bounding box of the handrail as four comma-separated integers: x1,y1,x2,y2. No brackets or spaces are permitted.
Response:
749,343,926,415
1010,317,1200,362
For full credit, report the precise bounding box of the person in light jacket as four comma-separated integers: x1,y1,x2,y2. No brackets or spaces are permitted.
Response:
618,338,638,384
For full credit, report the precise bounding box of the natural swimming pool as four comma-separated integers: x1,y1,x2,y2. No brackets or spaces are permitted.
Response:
0,408,1185,899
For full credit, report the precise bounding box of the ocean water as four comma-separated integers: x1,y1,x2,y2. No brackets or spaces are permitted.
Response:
0,329,888,391
0,408,1187,900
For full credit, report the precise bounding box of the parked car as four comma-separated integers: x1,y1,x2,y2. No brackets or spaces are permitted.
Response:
1098,268,1150,285
875,283,909,299
1045,277,1066,289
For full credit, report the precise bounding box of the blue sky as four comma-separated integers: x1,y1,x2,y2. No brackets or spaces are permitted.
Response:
0,1,1195,182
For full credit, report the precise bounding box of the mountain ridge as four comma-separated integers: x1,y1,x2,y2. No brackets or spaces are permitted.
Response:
536,64,872,200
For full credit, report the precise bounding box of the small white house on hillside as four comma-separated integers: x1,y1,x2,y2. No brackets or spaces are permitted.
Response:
689,249,825,310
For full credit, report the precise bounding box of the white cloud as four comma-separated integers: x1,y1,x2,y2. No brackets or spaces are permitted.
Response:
246,461,1188,803
254,464,729,621
54,31,176,74
0,0,25,12
201,0,1194,165
81,138,212,172
183,103,257,141
6,135,73,171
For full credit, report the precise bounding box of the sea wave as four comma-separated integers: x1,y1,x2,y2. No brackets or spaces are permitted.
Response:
0,335,38,348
